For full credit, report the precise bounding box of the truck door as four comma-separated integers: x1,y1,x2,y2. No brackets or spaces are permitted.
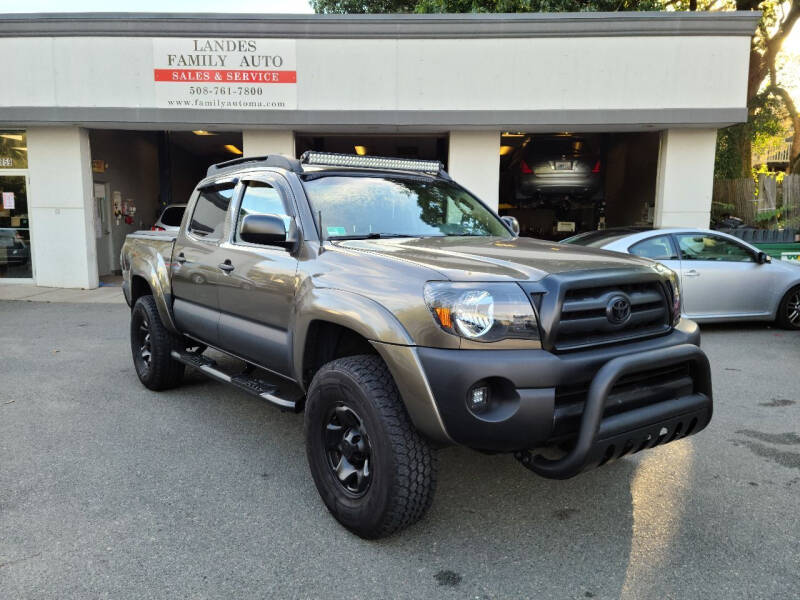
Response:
216,175,299,376
171,180,238,346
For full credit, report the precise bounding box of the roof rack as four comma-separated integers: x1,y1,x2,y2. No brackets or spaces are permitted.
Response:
206,155,302,177
300,151,446,176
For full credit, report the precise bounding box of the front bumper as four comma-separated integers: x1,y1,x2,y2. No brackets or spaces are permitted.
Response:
416,319,712,476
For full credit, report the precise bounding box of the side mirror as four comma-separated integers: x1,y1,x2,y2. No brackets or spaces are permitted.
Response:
756,251,771,264
501,215,520,236
240,214,295,248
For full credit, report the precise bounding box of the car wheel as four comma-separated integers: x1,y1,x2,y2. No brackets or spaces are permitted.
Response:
776,285,800,330
304,354,438,539
130,295,185,390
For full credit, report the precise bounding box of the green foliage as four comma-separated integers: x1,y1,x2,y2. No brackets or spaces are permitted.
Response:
311,0,662,14
715,126,744,180
715,92,786,179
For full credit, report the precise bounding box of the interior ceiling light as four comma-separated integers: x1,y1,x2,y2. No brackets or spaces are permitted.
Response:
224,144,243,155
0,133,24,141
501,132,526,138
499,145,514,156
354,145,368,156
192,130,216,136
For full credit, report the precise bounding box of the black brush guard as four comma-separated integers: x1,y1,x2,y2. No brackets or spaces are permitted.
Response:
515,344,712,479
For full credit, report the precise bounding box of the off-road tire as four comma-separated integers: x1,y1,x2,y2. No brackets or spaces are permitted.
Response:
776,285,800,330
130,295,185,390
304,354,438,539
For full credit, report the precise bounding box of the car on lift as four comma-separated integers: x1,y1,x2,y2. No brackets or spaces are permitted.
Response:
515,134,603,201
563,227,800,329
121,152,713,538
151,203,187,232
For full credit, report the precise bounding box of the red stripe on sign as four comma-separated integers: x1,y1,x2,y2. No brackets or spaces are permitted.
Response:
154,69,297,83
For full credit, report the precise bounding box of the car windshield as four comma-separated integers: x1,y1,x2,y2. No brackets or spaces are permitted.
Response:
302,175,511,239
562,229,643,247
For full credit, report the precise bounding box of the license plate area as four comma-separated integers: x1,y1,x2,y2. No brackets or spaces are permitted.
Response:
554,160,572,171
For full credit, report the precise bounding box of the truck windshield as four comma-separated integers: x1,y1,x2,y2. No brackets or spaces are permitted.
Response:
302,175,511,239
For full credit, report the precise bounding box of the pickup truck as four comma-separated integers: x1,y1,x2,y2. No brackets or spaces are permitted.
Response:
122,152,713,539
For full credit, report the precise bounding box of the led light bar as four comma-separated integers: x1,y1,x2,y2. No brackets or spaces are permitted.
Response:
301,151,442,174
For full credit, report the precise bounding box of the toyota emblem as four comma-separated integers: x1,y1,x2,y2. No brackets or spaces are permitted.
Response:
606,296,631,325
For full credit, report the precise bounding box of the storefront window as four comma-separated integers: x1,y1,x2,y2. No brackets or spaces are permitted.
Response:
0,175,31,278
0,131,28,169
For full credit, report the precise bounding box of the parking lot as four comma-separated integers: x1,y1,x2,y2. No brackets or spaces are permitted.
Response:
1,299,798,599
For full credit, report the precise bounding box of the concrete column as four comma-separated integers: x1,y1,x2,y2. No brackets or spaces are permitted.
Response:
27,126,98,289
654,128,718,228
447,131,500,211
242,130,295,158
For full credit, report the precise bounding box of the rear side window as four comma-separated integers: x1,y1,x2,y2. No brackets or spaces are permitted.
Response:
629,235,678,260
189,184,236,240
235,181,291,244
160,206,185,227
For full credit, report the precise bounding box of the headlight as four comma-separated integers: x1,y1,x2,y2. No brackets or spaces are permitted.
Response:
653,263,681,325
423,282,539,342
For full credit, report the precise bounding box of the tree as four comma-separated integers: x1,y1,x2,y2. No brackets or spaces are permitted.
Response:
311,0,800,175
311,0,662,14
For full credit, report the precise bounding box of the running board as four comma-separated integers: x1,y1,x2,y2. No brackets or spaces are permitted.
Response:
170,350,298,411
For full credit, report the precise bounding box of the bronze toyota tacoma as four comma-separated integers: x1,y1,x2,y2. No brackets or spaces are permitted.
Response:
121,152,713,538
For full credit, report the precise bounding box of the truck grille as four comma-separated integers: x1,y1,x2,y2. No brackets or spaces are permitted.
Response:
553,281,670,351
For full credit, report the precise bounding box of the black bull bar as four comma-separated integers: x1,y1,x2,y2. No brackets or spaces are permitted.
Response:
516,344,713,479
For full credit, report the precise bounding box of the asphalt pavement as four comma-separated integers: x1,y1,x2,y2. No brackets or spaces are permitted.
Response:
1,300,798,599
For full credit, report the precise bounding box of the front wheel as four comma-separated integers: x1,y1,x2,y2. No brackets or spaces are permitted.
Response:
776,285,800,330
304,355,438,539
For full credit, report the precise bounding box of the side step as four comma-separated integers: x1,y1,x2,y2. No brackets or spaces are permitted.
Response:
170,350,299,411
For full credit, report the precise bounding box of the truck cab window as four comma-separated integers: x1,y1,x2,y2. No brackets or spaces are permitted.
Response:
189,184,235,240
235,181,290,244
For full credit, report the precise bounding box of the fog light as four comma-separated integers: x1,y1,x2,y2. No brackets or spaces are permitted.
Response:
467,386,490,413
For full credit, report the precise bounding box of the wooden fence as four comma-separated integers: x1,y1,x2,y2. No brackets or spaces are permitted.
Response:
713,174,800,227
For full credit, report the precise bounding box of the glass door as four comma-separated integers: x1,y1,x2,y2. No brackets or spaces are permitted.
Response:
0,175,31,279
0,130,31,280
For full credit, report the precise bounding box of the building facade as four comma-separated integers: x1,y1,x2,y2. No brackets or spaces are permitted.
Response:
0,11,759,288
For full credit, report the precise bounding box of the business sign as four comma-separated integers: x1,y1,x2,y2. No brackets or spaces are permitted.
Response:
153,38,297,110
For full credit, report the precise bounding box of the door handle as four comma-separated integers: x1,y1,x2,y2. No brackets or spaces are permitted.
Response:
684,269,700,277
175,253,186,264
218,260,235,273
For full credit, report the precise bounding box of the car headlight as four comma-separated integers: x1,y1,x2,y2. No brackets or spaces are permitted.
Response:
423,282,539,342
653,263,681,325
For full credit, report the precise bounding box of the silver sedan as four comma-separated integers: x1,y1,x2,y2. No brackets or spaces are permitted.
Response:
563,227,800,329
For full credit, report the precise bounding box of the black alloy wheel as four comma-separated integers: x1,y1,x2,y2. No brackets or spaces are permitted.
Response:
130,295,185,390
324,404,373,496
133,312,152,374
785,289,800,327
304,354,438,539
777,285,800,330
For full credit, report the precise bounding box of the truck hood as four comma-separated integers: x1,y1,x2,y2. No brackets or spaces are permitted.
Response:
333,236,656,281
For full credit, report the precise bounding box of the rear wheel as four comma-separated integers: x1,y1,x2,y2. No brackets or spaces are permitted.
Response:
304,355,437,539
130,295,185,390
776,285,800,330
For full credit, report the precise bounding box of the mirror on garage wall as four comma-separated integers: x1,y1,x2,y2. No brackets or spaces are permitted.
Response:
498,131,659,241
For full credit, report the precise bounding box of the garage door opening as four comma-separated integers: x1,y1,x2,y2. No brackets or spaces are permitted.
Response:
294,134,448,165
498,132,660,240
89,129,242,277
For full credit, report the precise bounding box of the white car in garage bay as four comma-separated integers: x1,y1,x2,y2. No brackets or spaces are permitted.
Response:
563,227,800,329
